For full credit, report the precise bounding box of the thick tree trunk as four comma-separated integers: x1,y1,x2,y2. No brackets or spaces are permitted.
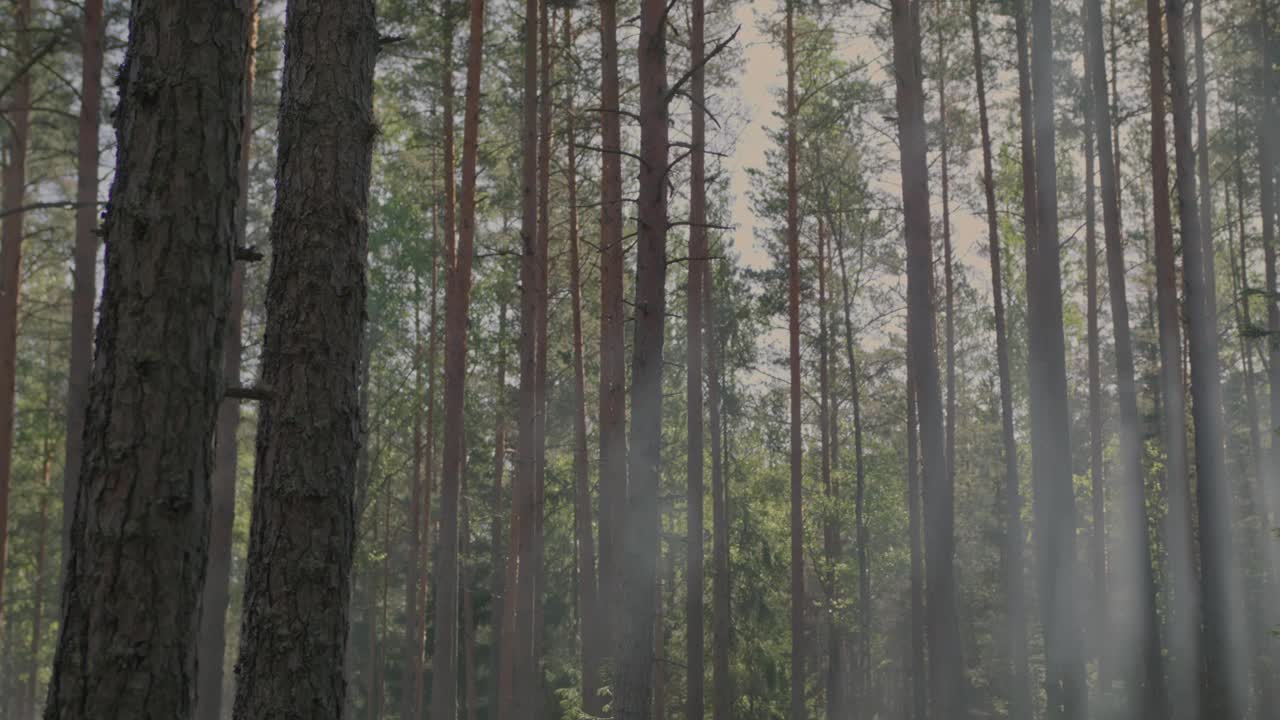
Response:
596,0,627,656
44,0,251,716
1168,2,1247,715
967,3,1031,715
1085,0,1170,711
564,12,602,708
62,0,105,568
784,5,806,718
230,2,376,718
615,0,668,713
0,0,33,639
196,12,259,719
431,0,487,713
890,0,965,712
686,0,708,715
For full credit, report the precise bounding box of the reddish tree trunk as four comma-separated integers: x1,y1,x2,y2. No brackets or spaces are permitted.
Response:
62,0,105,568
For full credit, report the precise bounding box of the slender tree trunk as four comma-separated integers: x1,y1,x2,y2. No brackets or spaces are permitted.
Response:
1085,0,1171,711
196,11,259,719
230,2,376,718
1168,2,1247,715
418,232,442,720
564,11,602,707
936,0,958,561
816,216,842,720
966,3,1031,715
0,0,33,639
402,261,426,720
784,4,806,717
1028,0,1089,713
504,0,540,715
489,297,508,716
706,207,731,720
655,550,668,720
616,0,668,713
833,216,871,717
26,382,53,720
891,0,965,712
1193,0,1213,288
44,0,251,715
463,450,479,720
1141,0,1201,709
431,0,487,713
686,0,709,714
62,0,105,568
905,351,927,720
596,0,627,657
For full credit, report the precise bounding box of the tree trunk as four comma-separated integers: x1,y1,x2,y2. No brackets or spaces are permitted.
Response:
564,10,602,709
402,253,427,720
431,0,488,712
0,0,33,640
686,0,708,715
1258,0,1280,610
784,4,805,718
419,231,442,720
1168,1,1247,714
966,2,1031,714
44,0,251,715
62,0,105,569
596,0,627,658
615,0,668,713
891,0,965,712
1085,0,1170,711
503,0,540,715
196,11,259,719
905,349,926,720
230,2,376,718
1027,0,1089,713
706,203,731,720
462,448,479,720
817,215,842,720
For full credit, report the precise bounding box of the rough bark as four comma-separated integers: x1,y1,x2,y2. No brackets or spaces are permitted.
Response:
230,2,375,718
891,0,965,712
62,0,105,568
1168,1,1247,714
966,2,1031,714
196,11,259,719
0,0,33,638
615,0,668,713
43,0,251,715
430,0,487,712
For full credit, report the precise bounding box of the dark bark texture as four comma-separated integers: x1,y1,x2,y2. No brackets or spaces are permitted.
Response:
43,0,251,716
230,1,377,718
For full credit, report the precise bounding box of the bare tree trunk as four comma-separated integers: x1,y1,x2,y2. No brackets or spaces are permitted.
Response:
686,0,708,714
418,233,442,720
966,3,1031,715
431,0,488,713
44,0,251,715
891,0,965,712
784,5,805,717
1085,0,1170,711
1168,2,1247,714
905,349,926,720
504,0,540,716
230,2,376,718
0,0,33,639
197,11,259,718
706,210,731,720
62,0,105,569
596,0,627,658
564,11,602,708
1027,0,1089,712
817,216,842,720
616,0,668,713
833,213,871,718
